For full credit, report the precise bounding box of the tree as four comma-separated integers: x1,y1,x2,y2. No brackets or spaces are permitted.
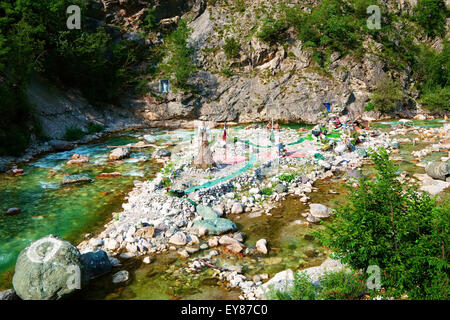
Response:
316,148,449,299
165,20,195,89
414,0,448,37
370,77,403,113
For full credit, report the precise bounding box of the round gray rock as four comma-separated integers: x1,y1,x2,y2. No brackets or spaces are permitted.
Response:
12,235,85,300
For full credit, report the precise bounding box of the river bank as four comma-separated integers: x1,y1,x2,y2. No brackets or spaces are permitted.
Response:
1,119,449,299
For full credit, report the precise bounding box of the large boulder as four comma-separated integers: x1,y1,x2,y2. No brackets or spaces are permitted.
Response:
196,205,219,219
109,147,130,160
80,250,112,280
192,218,237,235
61,174,93,186
425,161,450,181
309,204,333,218
12,235,85,300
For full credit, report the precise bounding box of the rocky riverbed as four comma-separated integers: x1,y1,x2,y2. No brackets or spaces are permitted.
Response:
1,118,449,300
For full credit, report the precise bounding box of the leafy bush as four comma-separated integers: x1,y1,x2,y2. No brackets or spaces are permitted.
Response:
370,77,403,113
223,37,241,59
317,271,366,300
269,272,318,300
316,148,449,300
279,173,296,182
86,122,105,134
414,0,448,37
63,126,86,141
164,20,196,89
142,8,158,32
269,270,366,300
364,101,375,112
261,188,273,196
257,17,287,45
420,86,450,111
220,67,233,78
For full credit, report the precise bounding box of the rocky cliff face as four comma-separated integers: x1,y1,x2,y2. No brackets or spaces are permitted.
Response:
37,0,448,130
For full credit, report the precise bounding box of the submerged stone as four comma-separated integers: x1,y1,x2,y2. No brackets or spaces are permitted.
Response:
192,218,237,235
61,174,93,186
196,204,219,219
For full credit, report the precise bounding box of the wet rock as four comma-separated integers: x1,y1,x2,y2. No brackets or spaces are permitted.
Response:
356,148,368,158
97,172,122,178
0,289,18,300
192,218,237,235
425,161,450,181
256,239,268,254
219,235,244,253
13,235,85,300
306,214,319,223
155,149,172,158
81,250,112,280
305,245,318,258
231,202,244,214
61,174,93,186
197,204,219,219
66,154,89,165
178,249,190,258
6,208,21,216
109,147,130,160
169,231,187,246
112,270,129,284
49,140,73,151
309,203,333,218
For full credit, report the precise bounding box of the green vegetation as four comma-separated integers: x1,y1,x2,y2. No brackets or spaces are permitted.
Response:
223,37,241,59
220,67,233,78
369,77,404,113
0,0,144,155
261,187,273,196
86,122,105,134
414,0,448,37
257,17,287,45
163,20,196,89
316,148,449,300
420,86,450,111
63,126,86,141
269,270,366,300
279,173,296,183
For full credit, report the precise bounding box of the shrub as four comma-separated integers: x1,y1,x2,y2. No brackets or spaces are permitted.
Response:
364,101,375,112
257,17,287,45
316,148,449,299
370,77,403,113
220,67,233,78
86,122,105,134
63,126,86,141
279,173,296,182
420,86,450,111
268,272,317,300
261,188,273,196
165,20,196,89
269,270,366,300
414,0,448,37
317,271,366,300
223,37,241,59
